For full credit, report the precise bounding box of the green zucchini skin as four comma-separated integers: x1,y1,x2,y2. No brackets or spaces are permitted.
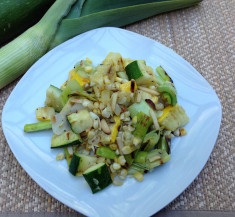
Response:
0,0,55,46
69,153,81,175
125,60,143,80
83,163,112,194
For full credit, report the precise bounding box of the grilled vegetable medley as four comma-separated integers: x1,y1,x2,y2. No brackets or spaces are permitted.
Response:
24,52,189,193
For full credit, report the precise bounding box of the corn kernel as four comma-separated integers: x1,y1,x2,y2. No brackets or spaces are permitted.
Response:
133,172,144,182
179,128,187,136
94,102,99,109
120,80,137,92
115,77,123,83
97,157,105,164
109,144,118,151
86,57,92,64
84,66,93,73
87,130,96,139
152,96,159,104
112,163,121,170
118,156,126,166
104,76,111,84
121,146,133,155
110,164,116,173
113,179,123,186
56,152,65,161
92,109,98,114
115,149,120,155
120,169,128,176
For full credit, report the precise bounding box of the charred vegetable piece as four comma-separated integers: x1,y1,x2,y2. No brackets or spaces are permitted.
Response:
147,149,171,169
158,83,177,106
51,131,81,148
67,110,93,134
119,79,137,93
143,130,160,152
157,105,189,131
133,112,153,141
83,163,112,194
156,66,173,83
162,92,172,105
36,107,55,121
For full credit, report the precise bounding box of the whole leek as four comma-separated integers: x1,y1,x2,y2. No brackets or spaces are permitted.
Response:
0,0,203,89
0,0,76,89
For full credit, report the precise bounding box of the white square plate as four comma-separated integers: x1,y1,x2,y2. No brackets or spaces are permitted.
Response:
2,27,222,217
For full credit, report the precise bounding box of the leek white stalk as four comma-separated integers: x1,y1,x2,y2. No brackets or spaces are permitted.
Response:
0,0,76,89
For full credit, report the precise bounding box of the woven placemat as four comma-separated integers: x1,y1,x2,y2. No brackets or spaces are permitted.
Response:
0,0,234,215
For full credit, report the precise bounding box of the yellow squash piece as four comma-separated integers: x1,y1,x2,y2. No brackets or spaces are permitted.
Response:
69,69,90,87
36,107,55,121
157,104,189,131
120,80,137,92
111,116,121,143
102,52,124,72
60,80,68,90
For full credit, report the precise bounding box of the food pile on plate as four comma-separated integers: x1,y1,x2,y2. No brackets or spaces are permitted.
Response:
24,52,189,193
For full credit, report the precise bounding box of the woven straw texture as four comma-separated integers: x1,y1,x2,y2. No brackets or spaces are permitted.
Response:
0,0,234,216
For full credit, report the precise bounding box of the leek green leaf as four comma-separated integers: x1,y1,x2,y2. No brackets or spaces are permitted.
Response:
50,0,202,48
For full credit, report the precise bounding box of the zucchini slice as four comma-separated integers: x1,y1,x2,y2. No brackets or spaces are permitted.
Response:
83,163,112,193
69,153,97,176
67,110,93,134
125,60,156,85
51,131,82,148
45,85,64,112
36,107,55,121
125,60,144,80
